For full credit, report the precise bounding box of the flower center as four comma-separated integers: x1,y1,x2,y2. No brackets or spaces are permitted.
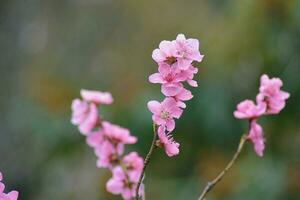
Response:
160,110,169,119
123,179,133,188
165,73,174,82
263,96,271,111
165,56,177,65
109,154,119,165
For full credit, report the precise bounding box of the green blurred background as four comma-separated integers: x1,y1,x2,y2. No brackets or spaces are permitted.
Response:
0,0,299,199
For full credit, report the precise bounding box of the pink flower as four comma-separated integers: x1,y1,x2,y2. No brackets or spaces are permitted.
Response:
101,121,137,148
71,99,99,135
161,82,184,96
247,120,265,157
95,141,120,168
173,87,193,108
256,74,290,114
86,130,103,148
234,100,265,119
173,34,204,70
149,63,199,89
106,166,143,200
89,122,137,168
80,89,113,105
180,65,199,87
152,40,177,65
147,98,183,132
86,121,137,150
149,63,186,85
0,172,19,200
123,152,144,182
157,126,180,157
152,34,203,70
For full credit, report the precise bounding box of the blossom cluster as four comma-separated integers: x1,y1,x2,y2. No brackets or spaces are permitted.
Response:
148,34,203,157
0,172,18,200
71,89,144,200
234,74,290,156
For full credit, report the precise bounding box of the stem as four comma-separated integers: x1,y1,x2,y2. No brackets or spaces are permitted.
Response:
198,134,248,200
135,123,158,200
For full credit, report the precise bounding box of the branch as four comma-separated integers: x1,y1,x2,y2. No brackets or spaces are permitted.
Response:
198,134,248,200
135,123,158,200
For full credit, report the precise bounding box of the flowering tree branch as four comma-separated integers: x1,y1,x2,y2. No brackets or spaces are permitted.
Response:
135,123,158,200
68,33,289,200
198,134,248,200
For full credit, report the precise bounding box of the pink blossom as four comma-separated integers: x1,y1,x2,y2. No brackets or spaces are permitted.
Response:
234,100,265,119
90,121,137,168
71,99,99,135
80,89,113,105
161,82,184,96
247,120,265,157
173,34,204,70
147,98,183,132
106,166,143,200
86,130,103,148
123,152,144,182
149,63,186,84
257,74,290,114
152,34,203,70
101,121,137,147
157,126,180,157
149,63,199,89
152,40,177,65
173,87,193,108
0,172,19,200
95,141,120,168
180,65,199,87
86,122,137,149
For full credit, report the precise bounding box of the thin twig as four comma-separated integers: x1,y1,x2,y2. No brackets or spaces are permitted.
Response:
198,134,248,200
135,123,158,200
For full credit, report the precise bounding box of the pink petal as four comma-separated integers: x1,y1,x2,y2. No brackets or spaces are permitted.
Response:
0,182,5,193
80,89,113,104
158,63,171,75
176,33,186,41
161,83,182,96
86,131,103,148
187,79,198,87
121,188,134,200
152,49,165,62
152,115,165,125
170,107,183,119
79,103,98,135
106,179,123,195
148,73,164,84
165,141,180,157
147,101,161,114
187,38,199,51
166,119,175,132
280,91,290,99
176,88,193,101
162,97,177,108
159,40,175,56
71,99,89,125
7,191,19,200
176,101,186,108
248,120,265,157
176,58,192,70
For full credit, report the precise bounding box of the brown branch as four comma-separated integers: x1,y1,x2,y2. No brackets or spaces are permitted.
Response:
198,134,248,200
135,123,158,200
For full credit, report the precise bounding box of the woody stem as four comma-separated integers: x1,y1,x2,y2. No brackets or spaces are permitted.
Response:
135,123,158,200
198,134,248,200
